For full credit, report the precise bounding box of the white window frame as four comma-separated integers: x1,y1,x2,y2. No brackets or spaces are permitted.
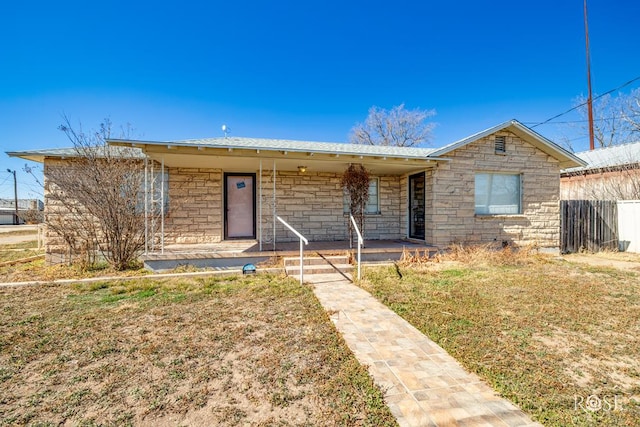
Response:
343,177,380,215
475,172,521,215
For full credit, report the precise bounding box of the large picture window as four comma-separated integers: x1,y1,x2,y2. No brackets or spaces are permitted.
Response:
475,173,521,215
344,178,379,214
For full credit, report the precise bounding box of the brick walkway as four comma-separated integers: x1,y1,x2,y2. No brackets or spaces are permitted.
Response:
307,273,542,427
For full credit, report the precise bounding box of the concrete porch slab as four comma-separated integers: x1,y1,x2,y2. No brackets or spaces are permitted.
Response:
141,239,438,271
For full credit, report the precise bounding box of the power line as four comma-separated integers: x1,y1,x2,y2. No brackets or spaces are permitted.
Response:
531,75,640,128
524,113,640,126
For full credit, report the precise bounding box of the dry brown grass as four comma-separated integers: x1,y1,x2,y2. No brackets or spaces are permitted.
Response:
363,245,640,426
0,275,397,426
0,241,43,265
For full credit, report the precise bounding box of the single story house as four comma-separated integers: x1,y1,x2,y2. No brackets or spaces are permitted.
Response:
9,120,585,263
560,141,640,200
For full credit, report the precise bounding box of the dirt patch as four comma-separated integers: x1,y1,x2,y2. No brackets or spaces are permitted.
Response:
0,276,397,426
564,252,640,272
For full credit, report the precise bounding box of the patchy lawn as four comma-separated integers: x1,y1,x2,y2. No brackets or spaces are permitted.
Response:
360,248,640,426
0,240,151,283
0,275,397,426
0,241,43,264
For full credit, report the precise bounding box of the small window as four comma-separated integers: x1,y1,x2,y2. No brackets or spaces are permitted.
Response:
344,178,380,214
495,136,506,154
475,173,521,215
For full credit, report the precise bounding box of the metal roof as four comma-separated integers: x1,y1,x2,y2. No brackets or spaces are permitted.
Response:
7,120,586,169
6,146,144,163
562,141,640,173
108,136,439,159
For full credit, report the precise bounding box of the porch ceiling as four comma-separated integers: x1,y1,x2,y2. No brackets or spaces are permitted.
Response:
142,146,437,175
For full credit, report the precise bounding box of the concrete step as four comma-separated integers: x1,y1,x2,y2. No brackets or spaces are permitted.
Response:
285,263,353,276
283,255,350,267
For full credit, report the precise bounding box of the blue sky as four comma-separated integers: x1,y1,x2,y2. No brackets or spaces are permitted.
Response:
1,0,639,200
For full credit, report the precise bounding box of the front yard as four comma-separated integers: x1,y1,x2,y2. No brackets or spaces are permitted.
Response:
0,275,396,426
2,235,640,426
360,248,640,426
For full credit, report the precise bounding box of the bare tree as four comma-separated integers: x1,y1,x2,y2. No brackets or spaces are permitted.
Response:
622,87,640,134
45,117,152,270
575,89,640,147
350,103,436,147
341,164,370,244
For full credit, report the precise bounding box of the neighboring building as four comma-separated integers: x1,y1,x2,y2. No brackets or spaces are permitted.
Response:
561,141,640,200
8,120,584,262
0,198,44,225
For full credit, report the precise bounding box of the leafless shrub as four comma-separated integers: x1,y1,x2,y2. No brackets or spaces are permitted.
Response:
341,164,369,243
442,243,541,266
17,208,43,224
45,116,152,270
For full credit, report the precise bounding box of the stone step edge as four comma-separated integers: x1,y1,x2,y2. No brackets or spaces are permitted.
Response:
283,256,350,267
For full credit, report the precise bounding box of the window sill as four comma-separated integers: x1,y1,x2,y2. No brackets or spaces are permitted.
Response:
343,212,382,216
475,214,525,219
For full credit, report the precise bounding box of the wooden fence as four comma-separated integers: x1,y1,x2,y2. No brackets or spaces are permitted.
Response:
560,200,618,253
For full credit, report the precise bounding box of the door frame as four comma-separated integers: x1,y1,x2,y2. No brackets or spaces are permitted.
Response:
224,173,257,240
408,172,426,240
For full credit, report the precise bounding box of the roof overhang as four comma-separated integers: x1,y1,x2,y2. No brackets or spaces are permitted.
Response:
6,151,51,163
107,138,443,175
6,146,145,163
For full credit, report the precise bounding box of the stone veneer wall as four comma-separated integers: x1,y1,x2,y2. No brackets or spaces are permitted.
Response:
426,131,561,248
163,167,223,244
42,162,225,262
43,159,74,263
259,170,403,243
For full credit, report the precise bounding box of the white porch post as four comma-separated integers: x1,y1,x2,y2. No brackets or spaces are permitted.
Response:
259,159,262,251
150,160,155,251
160,157,165,254
144,157,148,255
273,160,276,252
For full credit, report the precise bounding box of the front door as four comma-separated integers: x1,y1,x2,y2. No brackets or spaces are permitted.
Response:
225,173,256,239
409,172,425,240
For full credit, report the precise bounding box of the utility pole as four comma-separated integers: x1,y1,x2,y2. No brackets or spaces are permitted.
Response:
584,0,595,151
6,169,18,225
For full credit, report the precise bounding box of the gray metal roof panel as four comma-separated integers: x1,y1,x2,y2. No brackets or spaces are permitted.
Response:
562,141,640,173
110,136,439,159
7,146,145,161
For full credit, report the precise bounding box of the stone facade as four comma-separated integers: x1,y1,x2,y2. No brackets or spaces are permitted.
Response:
40,129,564,262
259,170,403,243
43,159,75,263
164,167,223,244
425,131,561,248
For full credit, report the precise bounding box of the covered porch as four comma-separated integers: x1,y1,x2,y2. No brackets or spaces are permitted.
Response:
141,239,438,271
109,136,443,255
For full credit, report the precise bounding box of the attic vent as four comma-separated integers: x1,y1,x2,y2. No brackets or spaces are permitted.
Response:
495,136,506,154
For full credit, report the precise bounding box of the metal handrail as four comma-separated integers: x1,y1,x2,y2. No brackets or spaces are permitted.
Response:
277,216,308,284
349,214,363,280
